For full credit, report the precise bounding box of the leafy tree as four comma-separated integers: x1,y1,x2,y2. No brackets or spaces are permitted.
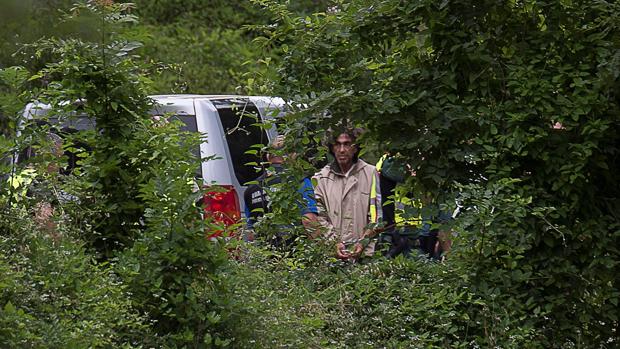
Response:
0,0,72,69
139,24,271,94
113,118,232,347
257,0,620,346
0,0,103,134
27,1,155,254
0,61,147,349
130,0,333,94
133,0,331,28
132,0,271,28
2,2,234,346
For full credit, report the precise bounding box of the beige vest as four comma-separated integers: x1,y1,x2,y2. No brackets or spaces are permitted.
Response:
313,159,381,255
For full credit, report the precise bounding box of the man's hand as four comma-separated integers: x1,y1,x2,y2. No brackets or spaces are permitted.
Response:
336,242,364,260
302,212,322,239
336,242,352,260
435,230,452,262
350,242,364,259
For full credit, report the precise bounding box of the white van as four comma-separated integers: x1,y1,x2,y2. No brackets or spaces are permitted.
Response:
21,94,285,229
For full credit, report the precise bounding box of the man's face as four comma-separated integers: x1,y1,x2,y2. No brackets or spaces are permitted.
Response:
332,133,356,169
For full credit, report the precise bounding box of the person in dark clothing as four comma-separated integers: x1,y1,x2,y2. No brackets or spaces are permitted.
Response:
417,199,453,259
243,136,319,247
376,153,414,258
378,166,404,257
376,154,453,260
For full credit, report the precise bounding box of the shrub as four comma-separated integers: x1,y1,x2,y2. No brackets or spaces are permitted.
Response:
228,244,539,348
0,210,148,348
114,119,233,347
252,0,620,346
140,25,268,94
2,2,236,347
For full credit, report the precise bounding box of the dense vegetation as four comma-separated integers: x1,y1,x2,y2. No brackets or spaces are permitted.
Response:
1,0,618,348
258,0,620,346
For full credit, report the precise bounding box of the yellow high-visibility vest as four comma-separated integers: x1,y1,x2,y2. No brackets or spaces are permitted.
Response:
5,167,37,203
376,155,422,227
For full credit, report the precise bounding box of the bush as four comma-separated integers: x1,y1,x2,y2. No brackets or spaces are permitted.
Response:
228,245,512,348
0,211,148,348
114,120,233,347
2,2,236,347
256,0,620,346
140,25,269,94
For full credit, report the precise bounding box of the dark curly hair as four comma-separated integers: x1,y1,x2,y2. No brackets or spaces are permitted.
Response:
325,122,364,161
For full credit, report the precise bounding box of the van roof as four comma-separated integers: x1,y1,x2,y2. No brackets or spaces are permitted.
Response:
151,94,262,100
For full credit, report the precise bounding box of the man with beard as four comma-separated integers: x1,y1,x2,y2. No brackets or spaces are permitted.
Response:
313,126,382,261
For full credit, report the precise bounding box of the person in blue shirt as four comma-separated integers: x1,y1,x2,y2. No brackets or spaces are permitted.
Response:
243,136,319,247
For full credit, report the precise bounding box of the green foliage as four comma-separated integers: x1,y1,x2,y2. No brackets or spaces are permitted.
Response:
454,178,620,346
132,0,333,94
133,0,331,29
140,25,269,94
256,0,620,346
26,1,159,255
115,119,232,347
2,2,234,347
0,66,30,172
0,0,68,69
4,0,618,347
127,0,272,94
230,246,530,348
0,0,131,134
0,0,115,82
0,211,147,348
133,0,271,29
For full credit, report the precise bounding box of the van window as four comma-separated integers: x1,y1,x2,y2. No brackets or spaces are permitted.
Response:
49,115,96,131
170,114,202,178
213,99,268,185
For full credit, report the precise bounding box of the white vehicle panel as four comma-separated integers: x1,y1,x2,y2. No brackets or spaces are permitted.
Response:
194,99,236,187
